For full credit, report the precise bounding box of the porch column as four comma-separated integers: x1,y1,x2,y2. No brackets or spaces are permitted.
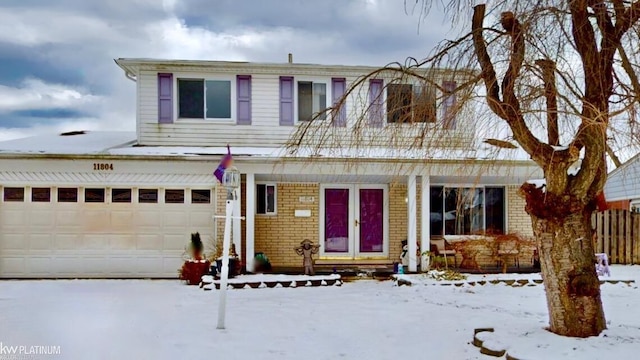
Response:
421,175,430,270
233,176,242,263
407,175,418,272
245,173,255,272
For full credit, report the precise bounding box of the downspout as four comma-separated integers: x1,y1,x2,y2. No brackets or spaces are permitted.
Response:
125,72,137,82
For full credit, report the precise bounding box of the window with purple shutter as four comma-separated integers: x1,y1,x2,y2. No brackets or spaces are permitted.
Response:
237,75,251,125
331,78,346,127
442,81,457,129
158,73,173,124
279,76,294,126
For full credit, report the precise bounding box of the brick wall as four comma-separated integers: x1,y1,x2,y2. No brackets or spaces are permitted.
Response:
506,185,533,237
253,183,319,267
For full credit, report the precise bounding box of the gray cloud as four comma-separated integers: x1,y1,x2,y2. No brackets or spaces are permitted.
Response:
0,0,457,141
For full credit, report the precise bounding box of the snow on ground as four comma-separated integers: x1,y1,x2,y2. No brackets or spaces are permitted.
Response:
0,266,638,360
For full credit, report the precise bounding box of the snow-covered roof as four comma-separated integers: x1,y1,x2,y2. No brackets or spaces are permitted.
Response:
0,131,536,165
0,131,137,155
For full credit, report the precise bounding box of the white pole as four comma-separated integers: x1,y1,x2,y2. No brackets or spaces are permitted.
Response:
217,191,235,330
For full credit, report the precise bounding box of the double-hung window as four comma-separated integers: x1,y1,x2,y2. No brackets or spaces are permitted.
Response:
430,186,505,236
178,78,233,120
297,80,328,121
387,83,436,123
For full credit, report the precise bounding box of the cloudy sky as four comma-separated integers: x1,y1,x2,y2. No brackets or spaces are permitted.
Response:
0,0,463,141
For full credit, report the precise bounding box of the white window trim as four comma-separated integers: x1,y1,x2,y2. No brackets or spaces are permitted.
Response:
294,77,331,124
173,73,237,123
256,183,277,216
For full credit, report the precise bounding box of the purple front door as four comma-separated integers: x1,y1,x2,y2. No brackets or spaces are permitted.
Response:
322,186,386,257
359,188,384,253
324,188,350,253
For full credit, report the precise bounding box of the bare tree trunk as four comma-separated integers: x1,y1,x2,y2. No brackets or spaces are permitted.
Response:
532,211,606,337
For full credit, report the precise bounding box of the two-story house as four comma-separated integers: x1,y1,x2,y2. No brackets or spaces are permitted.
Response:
0,58,540,278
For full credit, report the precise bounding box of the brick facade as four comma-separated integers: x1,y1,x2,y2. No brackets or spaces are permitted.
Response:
225,181,535,271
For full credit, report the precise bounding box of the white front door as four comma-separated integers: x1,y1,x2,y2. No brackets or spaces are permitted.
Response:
319,184,388,258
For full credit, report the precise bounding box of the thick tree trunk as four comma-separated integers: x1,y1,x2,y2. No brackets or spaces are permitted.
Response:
532,211,606,337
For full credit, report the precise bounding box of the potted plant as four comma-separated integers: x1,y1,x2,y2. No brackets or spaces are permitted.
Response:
178,232,211,285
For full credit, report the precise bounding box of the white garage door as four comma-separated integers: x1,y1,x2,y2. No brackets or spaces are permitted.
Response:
0,186,216,278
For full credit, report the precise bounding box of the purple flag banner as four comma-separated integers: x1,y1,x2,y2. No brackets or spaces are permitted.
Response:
214,145,233,183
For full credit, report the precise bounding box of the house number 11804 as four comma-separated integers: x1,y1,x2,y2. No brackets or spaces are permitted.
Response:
93,163,114,170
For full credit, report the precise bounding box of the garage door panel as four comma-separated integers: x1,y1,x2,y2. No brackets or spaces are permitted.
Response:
163,234,186,251
109,234,136,250
135,257,164,274
54,234,80,250
0,257,26,276
137,234,162,250
189,210,214,227
51,257,85,274
83,257,108,275
111,210,134,230
84,210,110,232
56,209,82,226
0,234,26,250
29,210,55,227
135,210,162,227
163,210,188,227
27,257,53,275
29,234,53,250
163,257,184,275
1,209,27,226
82,235,108,250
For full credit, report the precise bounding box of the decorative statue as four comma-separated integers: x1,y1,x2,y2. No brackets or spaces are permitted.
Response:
294,239,320,275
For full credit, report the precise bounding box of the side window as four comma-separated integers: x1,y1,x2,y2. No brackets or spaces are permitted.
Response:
112,189,132,203
3,187,24,202
58,188,78,203
32,188,51,202
191,189,211,204
256,184,277,215
139,189,158,204
165,189,185,204
85,188,105,203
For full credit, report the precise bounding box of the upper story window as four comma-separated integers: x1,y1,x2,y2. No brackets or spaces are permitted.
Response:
178,78,232,120
298,81,327,121
387,83,436,123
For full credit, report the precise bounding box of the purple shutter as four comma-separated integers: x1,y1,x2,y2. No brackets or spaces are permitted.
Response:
237,75,252,125
158,73,173,124
442,81,457,129
279,76,294,126
332,78,346,127
368,79,384,127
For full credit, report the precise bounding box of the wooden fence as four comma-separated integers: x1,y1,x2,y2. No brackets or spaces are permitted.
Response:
593,209,640,264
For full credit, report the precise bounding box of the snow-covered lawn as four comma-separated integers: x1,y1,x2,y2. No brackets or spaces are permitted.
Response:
0,266,638,360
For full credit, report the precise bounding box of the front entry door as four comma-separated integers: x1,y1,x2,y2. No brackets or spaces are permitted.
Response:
320,184,388,258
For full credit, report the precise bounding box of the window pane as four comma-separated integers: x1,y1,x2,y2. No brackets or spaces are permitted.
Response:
485,187,505,234
139,189,158,203
313,83,327,120
112,189,132,203
165,189,185,204
178,79,204,118
266,185,276,213
445,187,483,235
32,188,51,202
191,189,211,204
205,80,231,118
414,85,436,123
4,187,24,202
58,188,77,203
298,81,313,121
387,84,412,123
429,186,444,236
256,184,266,214
85,188,105,203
